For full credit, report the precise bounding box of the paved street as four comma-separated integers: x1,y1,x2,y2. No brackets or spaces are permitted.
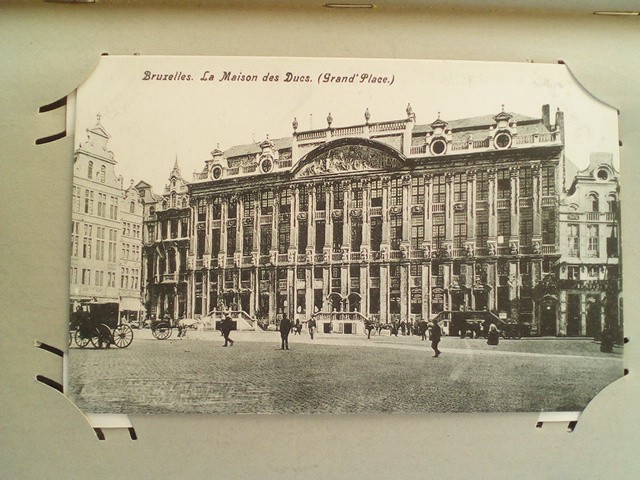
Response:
67,329,623,414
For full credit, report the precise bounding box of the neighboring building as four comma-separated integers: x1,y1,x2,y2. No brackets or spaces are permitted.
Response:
119,181,145,320
546,153,621,337
182,104,568,333
71,116,143,320
137,159,190,320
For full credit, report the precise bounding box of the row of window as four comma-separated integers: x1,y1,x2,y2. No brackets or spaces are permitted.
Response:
87,161,106,183
121,242,141,261
567,224,618,258
197,207,557,258
122,221,141,239
72,187,119,219
196,167,556,220
71,267,116,287
71,221,118,262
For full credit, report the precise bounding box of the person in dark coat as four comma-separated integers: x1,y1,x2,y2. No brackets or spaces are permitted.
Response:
419,320,429,341
365,320,374,339
280,315,292,350
429,319,442,357
487,323,500,346
308,315,317,340
220,315,234,347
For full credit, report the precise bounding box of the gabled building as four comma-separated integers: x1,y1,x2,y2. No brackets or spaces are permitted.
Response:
137,159,190,320
548,152,621,337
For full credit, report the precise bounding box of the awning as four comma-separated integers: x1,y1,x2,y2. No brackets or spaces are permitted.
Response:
120,297,145,311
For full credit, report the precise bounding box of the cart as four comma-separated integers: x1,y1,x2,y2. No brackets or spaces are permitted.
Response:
69,302,134,349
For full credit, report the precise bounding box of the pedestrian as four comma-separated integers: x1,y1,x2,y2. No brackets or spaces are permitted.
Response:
429,319,442,357
400,320,406,336
308,314,316,340
294,319,302,335
280,314,292,350
365,320,374,339
487,323,500,346
419,320,428,341
220,314,234,347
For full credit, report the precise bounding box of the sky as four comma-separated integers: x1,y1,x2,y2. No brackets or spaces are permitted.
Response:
74,55,621,193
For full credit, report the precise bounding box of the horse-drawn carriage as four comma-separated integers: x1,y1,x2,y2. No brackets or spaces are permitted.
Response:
69,302,134,349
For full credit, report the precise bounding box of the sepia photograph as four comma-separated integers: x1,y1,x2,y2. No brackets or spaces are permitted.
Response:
67,55,623,414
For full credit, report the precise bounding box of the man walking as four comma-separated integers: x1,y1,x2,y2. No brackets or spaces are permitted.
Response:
429,318,442,357
220,314,234,347
280,314,292,350
308,314,316,340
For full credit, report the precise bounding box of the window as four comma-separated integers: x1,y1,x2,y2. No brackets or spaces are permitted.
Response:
261,190,274,215
70,267,78,284
243,230,253,256
298,221,308,254
227,225,236,255
519,167,533,197
370,180,382,207
198,199,207,221
82,224,92,259
587,193,599,213
453,173,467,203
497,209,510,238
453,211,467,248
411,176,425,205
542,165,555,196
476,171,488,201
109,196,118,220
390,215,402,250
243,193,255,217
352,185,363,208
371,217,382,251
298,186,308,211
71,222,79,257
278,220,290,254
351,220,362,251
72,186,81,213
100,165,106,183
411,215,424,250
315,184,326,211
82,269,91,285
568,224,579,257
519,208,533,246
211,228,221,256
279,188,291,213
497,169,510,200
432,212,445,249
315,221,325,253
96,227,105,261
84,189,94,214
542,208,556,245
587,224,599,257
88,161,93,179
260,225,271,255
390,178,402,207
333,183,344,209
432,174,446,204
212,198,221,219
130,201,136,213
476,211,489,248
332,221,343,252
97,193,106,217
568,266,580,280
108,229,117,262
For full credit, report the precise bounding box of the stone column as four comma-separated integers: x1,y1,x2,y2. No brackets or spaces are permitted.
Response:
343,180,351,252
402,175,411,244
361,180,371,247
360,263,369,316
400,264,409,323
305,267,314,315
580,292,587,336
510,167,520,242
488,169,498,239
325,183,333,252
220,196,228,255
380,264,389,323
467,171,476,241
237,196,244,255
381,177,390,247
424,174,432,245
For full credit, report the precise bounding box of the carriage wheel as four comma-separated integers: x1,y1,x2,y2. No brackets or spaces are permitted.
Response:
74,329,90,348
152,321,172,340
113,324,134,348
90,324,113,348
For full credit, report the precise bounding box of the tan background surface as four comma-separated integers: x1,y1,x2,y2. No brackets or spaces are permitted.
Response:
1,2,638,479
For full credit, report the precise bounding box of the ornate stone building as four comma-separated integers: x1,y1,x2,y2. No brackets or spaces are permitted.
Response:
183,104,567,332
545,153,621,337
137,160,190,320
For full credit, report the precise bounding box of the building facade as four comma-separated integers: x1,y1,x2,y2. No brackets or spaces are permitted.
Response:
180,104,569,332
137,160,190,320
70,117,143,320
119,182,145,319
544,153,621,337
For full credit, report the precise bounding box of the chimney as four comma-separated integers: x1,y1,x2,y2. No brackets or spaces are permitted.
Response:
555,107,565,142
542,104,551,130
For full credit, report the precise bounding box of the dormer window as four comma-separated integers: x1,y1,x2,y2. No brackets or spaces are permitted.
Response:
430,138,447,155
100,165,106,183
494,131,512,149
597,169,609,181
88,161,94,179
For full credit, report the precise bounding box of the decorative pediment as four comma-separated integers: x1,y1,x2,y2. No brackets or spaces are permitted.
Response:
296,141,406,178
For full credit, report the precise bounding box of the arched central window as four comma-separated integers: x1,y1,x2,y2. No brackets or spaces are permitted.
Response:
587,193,599,212
88,161,94,179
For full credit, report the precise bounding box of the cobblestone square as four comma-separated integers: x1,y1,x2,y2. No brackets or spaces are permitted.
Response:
67,331,623,414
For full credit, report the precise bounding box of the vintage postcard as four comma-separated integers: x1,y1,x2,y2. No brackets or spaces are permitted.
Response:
67,56,623,414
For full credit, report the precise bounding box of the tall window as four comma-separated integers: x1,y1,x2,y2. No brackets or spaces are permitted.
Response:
72,187,81,213
332,222,343,252
97,193,106,217
228,199,237,219
390,215,402,249
243,193,255,217
333,183,344,209
96,227,105,261
84,189,94,214
71,221,79,257
390,178,402,207
171,192,177,209
453,211,467,248
298,186,308,211
411,177,425,205
542,165,555,196
519,209,533,246
100,165,106,183
432,174,446,204
109,196,118,220
260,225,272,255
108,229,117,262
315,184,326,210
88,161,93,179
351,220,362,251
298,221,308,254
568,224,579,257
587,224,599,257
587,193,599,212
542,208,556,245
497,210,510,239
243,230,253,255
476,212,489,248
370,180,382,207
227,225,236,255
82,224,92,259
279,188,291,213
411,215,424,250
352,185,363,208
476,171,488,201
278,220,290,254
453,173,467,203
432,212,445,249
519,167,533,197
212,197,221,219
371,218,382,251
211,228,221,256
497,169,510,199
